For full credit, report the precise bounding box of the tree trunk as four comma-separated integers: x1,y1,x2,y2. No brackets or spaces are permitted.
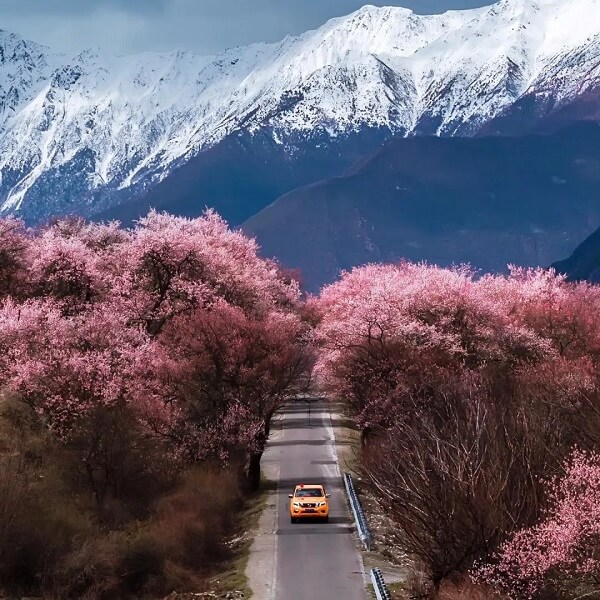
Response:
247,451,262,492
246,414,274,491
360,426,371,448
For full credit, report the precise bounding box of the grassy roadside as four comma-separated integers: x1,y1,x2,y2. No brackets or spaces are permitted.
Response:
329,399,361,475
367,581,408,600
209,481,271,598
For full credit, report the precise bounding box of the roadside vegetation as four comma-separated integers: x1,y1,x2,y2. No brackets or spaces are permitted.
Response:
2,211,600,599
0,213,311,598
313,262,600,599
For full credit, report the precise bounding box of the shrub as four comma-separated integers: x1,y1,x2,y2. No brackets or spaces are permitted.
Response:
0,396,244,599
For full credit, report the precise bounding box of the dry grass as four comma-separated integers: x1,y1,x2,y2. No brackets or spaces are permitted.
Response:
371,576,502,600
209,477,272,598
0,393,255,599
9,466,246,599
367,580,409,599
329,399,361,475
435,577,504,600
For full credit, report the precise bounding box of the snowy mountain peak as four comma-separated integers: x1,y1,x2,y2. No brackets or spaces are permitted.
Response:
0,0,599,222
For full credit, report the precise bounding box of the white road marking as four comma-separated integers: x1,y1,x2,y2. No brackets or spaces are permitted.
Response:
323,406,369,586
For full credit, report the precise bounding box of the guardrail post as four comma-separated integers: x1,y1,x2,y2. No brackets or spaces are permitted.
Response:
370,568,392,600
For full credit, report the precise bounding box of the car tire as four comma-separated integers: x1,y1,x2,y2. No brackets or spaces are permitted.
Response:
323,516,329,523
290,517,296,524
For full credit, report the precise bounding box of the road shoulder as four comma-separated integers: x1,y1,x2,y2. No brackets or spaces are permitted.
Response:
245,416,283,599
329,399,409,592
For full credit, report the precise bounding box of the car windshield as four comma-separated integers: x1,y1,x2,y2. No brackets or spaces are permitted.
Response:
295,488,324,497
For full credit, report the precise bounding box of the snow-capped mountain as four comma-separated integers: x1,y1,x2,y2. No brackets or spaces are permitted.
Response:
0,0,599,222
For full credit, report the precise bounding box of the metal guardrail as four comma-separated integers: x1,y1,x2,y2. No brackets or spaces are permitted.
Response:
343,472,371,550
370,568,392,600
342,473,392,597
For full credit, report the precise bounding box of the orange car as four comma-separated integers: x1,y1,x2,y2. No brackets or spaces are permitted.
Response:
288,483,330,523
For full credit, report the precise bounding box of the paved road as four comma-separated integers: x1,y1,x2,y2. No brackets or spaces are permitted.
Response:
262,398,366,599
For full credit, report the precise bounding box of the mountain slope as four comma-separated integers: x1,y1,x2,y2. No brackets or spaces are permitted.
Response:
553,227,600,283
0,0,599,223
243,123,600,290
97,127,392,227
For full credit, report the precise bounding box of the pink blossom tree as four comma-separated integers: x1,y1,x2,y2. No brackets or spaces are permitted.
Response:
0,298,148,440
115,210,298,336
0,217,30,299
482,266,600,362
0,210,310,497
477,450,600,598
313,261,600,589
313,262,552,436
141,300,312,488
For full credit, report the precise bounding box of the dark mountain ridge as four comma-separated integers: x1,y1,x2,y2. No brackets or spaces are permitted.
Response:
96,127,394,227
553,226,600,283
243,122,600,291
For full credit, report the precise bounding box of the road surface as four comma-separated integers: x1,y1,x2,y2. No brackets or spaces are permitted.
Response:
261,398,367,599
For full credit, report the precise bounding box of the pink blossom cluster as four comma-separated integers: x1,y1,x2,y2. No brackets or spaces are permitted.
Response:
0,211,307,463
316,262,599,381
476,450,600,598
313,262,600,429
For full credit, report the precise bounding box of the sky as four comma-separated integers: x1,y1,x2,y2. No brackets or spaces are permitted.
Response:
2,0,496,56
